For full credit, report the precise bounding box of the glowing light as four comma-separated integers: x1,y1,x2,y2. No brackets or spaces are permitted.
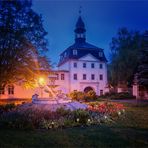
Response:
38,77,46,86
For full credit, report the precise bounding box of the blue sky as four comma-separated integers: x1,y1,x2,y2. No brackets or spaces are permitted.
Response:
33,0,148,65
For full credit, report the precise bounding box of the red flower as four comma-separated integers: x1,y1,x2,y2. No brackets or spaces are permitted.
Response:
88,102,125,115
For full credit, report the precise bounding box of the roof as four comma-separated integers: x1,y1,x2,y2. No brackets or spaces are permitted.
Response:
58,16,108,66
58,42,107,66
74,16,86,33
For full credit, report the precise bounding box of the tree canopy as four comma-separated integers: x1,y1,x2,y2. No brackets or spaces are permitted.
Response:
0,0,50,87
108,28,141,87
137,31,148,88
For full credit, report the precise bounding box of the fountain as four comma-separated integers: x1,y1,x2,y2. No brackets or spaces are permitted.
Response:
30,74,87,111
32,75,71,104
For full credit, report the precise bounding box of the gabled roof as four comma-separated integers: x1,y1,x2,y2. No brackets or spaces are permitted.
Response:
58,42,107,66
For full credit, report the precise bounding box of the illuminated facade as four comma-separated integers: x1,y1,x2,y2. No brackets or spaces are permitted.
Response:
0,15,108,99
55,16,108,95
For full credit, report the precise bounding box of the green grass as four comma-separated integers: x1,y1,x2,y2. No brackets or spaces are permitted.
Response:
0,103,148,148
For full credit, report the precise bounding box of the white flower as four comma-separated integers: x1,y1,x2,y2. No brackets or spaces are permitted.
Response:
118,111,121,115
104,115,107,119
76,118,79,122
51,121,54,125
88,119,91,122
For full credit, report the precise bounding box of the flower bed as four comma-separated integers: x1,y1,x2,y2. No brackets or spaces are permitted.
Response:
0,102,125,130
88,102,125,115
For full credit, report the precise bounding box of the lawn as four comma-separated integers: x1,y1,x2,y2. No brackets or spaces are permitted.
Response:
0,103,148,148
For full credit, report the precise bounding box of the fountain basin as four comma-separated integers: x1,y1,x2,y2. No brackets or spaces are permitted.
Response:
32,98,71,104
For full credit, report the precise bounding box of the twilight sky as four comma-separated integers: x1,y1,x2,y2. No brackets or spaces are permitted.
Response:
33,0,148,66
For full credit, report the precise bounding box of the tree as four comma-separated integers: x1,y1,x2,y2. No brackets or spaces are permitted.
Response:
0,0,50,87
137,31,148,88
109,28,141,87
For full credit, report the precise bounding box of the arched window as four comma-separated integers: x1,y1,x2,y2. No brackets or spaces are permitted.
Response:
8,85,14,95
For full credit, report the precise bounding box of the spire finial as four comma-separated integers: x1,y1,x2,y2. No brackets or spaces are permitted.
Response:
79,6,82,15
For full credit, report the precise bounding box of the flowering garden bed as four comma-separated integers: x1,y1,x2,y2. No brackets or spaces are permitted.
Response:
0,102,125,130
88,102,125,115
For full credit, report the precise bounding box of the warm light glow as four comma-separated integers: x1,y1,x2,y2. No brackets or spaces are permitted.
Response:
38,77,46,86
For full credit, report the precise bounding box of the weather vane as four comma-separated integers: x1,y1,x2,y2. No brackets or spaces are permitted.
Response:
79,6,82,15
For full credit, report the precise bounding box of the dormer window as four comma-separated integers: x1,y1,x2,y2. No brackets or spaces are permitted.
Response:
64,52,67,57
60,55,63,61
73,50,77,55
99,52,103,57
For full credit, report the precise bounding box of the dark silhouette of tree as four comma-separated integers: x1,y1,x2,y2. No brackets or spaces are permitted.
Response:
0,0,50,87
137,31,148,88
109,28,141,87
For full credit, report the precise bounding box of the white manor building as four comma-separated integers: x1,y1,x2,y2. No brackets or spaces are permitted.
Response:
0,15,108,99
55,16,108,96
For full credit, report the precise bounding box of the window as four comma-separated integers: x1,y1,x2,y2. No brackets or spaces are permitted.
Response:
73,62,77,68
100,90,103,96
8,85,14,95
100,64,103,69
83,74,86,80
99,52,103,57
76,34,81,38
64,52,67,57
100,74,103,80
91,63,95,68
73,74,77,80
83,63,86,68
56,74,59,80
91,74,95,80
61,74,65,80
73,50,77,55
0,86,5,95
60,55,63,61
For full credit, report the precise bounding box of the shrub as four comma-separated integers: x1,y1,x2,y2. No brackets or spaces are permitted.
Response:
69,91,85,101
110,92,136,100
99,92,135,100
0,103,16,115
69,90,98,102
72,109,90,124
0,111,34,129
85,90,97,101
56,107,71,117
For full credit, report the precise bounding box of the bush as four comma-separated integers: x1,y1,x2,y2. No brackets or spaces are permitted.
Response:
72,109,90,124
0,103,16,115
85,90,97,101
68,91,85,101
110,92,136,100
0,111,34,129
69,90,98,102
99,92,135,100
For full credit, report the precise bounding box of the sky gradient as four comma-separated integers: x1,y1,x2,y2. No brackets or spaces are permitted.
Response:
33,0,148,66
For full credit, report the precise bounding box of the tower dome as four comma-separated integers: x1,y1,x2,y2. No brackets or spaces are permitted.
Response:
74,16,86,43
